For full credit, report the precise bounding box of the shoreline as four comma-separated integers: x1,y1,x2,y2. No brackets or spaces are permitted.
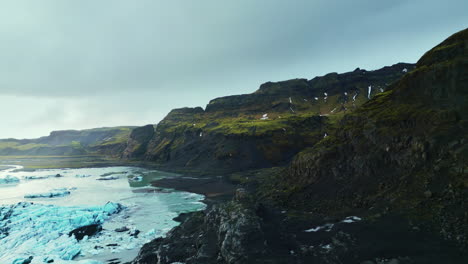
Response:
151,175,238,209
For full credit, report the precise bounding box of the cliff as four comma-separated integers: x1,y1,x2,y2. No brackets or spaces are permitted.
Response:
123,63,415,174
264,28,468,248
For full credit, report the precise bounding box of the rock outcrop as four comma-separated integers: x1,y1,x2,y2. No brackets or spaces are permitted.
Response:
121,124,155,159
132,190,271,264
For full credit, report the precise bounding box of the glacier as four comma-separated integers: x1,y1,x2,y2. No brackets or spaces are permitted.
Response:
0,202,122,264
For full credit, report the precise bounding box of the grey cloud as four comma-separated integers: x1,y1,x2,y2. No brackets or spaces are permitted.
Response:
0,0,466,138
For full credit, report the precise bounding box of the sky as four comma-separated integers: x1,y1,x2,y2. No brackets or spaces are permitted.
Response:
0,0,467,139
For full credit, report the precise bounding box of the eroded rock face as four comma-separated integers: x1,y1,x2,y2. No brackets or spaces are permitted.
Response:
121,124,155,159
132,192,268,264
131,194,467,264
268,28,468,249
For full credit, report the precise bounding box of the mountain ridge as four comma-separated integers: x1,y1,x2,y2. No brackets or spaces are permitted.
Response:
121,62,414,174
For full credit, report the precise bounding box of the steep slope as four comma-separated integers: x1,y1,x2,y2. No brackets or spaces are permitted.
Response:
131,28,468,264
123,63,414,174
265,28,468,247
0,127,136,156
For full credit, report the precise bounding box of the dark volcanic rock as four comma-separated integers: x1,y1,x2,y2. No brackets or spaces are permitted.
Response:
69,224,102,241
115,226,130,232
132,191,270,264
132,193,467,264
268,28,468,249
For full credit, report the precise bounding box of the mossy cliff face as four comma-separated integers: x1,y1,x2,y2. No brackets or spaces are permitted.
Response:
266,28,468,248
123,64,414,174
121,124,155,159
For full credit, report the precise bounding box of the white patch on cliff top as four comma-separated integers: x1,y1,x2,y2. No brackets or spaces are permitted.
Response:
341,216,362,223
304,216,362,233
368,85,372,99
402,68,408,73
305,223,334,233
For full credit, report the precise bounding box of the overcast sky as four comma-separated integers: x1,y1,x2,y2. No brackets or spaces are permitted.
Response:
0,0,466,139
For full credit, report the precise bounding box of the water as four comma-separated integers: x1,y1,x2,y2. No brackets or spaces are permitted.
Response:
0,165,206,264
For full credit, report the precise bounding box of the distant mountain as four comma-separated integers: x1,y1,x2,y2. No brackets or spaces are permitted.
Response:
0,127,137,156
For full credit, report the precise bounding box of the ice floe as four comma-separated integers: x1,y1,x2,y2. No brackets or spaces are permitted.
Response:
96,176,119,181
23,175,50,180
24,188,74,199
128,176,143,182
0,175,20,185
75,174,92,178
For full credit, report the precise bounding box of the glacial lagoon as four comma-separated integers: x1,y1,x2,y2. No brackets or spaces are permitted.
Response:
0,165,206,264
